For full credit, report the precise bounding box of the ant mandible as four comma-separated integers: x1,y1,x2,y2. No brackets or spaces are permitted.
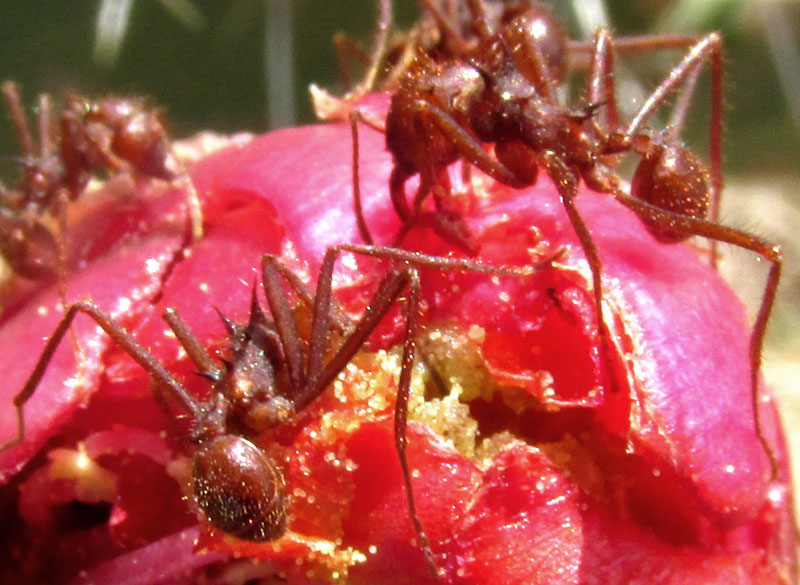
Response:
0,81,203,282
1,242,558,578
354,0,781,475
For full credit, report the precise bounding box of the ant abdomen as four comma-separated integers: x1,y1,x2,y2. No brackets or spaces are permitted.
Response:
192,435,288,542
631,142,712,243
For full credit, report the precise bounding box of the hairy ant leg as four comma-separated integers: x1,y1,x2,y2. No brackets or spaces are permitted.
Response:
557,31,723,388
583,31,780,475
349,111,374,245
316,242,561,577
614,187,782,479
0,299,200,452
333,33,374,93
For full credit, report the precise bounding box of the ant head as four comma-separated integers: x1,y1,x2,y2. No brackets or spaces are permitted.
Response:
192,435,288,541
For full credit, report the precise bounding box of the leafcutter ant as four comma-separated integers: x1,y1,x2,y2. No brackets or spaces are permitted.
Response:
0,81,203,284
0,243,559,577
350,0,781,475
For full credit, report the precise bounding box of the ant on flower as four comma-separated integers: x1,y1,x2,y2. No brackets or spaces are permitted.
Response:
0,242,558,578
346,0,781,475
0,82,203,284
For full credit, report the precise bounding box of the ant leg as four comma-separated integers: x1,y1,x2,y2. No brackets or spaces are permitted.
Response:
587,28,620,132
541,152,618,393
306,266,415,403
173,162,205,242
293,242,561,574
415,100,532,189
1,300,201,451
53,191,71,313
417,0,468,52
570,33,714,66
464,0,492,41
36,92,55,158
392,268,442,578
350,111,374,245
331,0,392,103
301,238,562,396
270,258,354,336
1,81,35,157
162,307,222,378
615,191,782,478
333,32,371,92
499,12,559,103
334,242,561,276
359,0,393,94
390,166,414,220
291,245,441,574
667,61,703,136
260,256,305,391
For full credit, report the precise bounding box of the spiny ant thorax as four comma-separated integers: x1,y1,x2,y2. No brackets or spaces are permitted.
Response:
192,301,298,444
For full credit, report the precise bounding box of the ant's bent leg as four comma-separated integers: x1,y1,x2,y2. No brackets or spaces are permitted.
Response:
298,252,414,406
2,81,36,157
1,300,199,451
177,171,205,242
359,0,393,95
301,255,443,577
616,192,782,479
333,32,370,92
262,253,354,337
394,268,442,578
261,256,305,391
417,100,532,190
162,307,221,379
333,242,563,278
350,111,375,245
541,152,618,394
390,166,414,221
586,28,620,132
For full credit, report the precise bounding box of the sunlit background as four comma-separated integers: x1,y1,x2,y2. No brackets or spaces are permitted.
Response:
1,0,799,481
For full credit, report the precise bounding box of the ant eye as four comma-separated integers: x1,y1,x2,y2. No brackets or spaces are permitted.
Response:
192,436,287,541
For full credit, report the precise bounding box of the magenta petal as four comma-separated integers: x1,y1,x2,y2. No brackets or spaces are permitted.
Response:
0,232,183,481
446,441,583,585
67,527,226,585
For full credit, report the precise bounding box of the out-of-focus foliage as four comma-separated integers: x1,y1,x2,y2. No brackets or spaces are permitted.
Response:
0,0,797,179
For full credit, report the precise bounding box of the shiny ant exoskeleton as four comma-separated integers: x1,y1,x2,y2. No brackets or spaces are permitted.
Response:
0,81,203,282
352,0,782,474
0,243,558,577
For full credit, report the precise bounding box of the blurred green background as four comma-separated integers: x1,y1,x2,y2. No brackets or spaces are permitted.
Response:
1,0,798,175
